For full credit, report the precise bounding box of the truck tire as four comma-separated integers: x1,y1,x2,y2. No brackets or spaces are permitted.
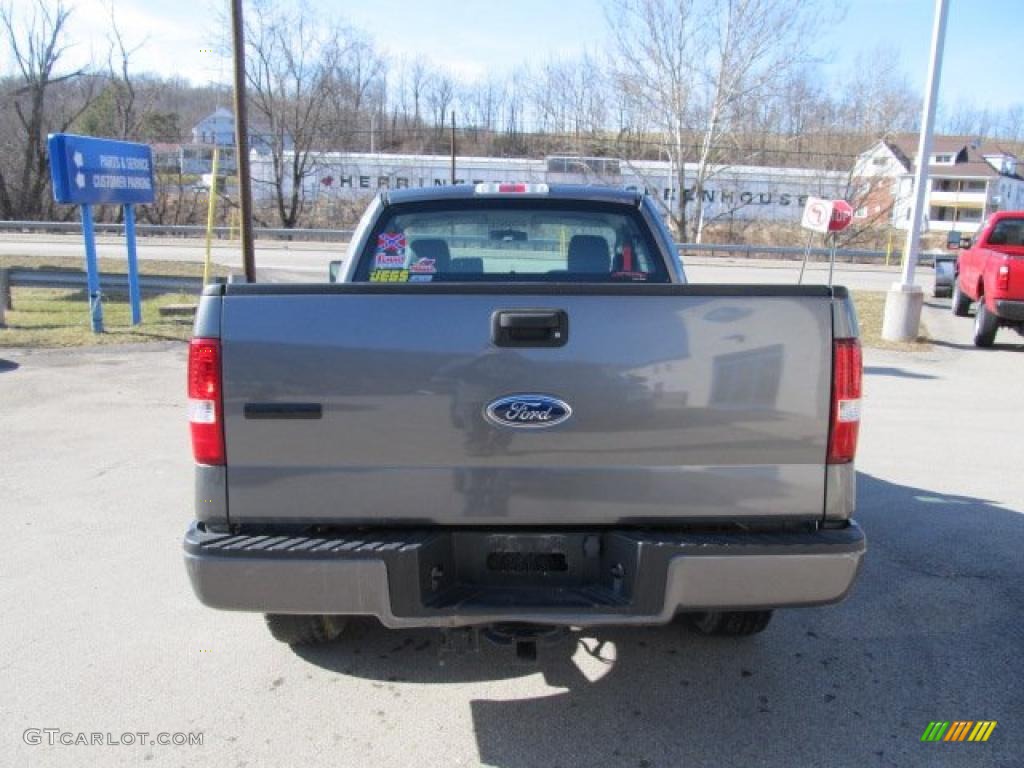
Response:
951,278,971,317
264,614,347,645
973,298,999,348
686,610,773,636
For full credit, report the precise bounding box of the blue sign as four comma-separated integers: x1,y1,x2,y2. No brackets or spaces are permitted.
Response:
48,133,155,205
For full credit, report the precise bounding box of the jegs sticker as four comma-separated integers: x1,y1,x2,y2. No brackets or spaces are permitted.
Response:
369,269,409,283
409,258,436,274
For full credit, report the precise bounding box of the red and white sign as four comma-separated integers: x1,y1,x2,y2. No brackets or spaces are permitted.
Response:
828,200,854,232
801,197,833,233
409,258,436,274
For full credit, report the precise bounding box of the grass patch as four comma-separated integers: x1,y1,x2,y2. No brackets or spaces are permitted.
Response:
1,284,928,351
852,291,930,351
0,253,228,278
0,287,196,347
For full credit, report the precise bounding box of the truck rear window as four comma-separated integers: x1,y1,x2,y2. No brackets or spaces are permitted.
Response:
352,201,670,283
988,218,1024,246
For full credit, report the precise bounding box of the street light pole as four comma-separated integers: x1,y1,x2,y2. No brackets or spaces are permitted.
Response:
230,0,256,283
882,0,949,341
450,111,456,185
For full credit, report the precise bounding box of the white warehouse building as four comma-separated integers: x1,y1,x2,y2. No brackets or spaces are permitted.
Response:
249,151,850,225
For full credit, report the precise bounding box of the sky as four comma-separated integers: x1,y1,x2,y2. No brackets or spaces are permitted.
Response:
27,0,1024,116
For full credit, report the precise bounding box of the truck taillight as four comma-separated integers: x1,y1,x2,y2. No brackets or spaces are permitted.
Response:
188,338,225,465
997,263,1010,291
828,338,862,464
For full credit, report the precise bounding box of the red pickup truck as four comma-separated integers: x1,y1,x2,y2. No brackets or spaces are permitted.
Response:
951,211,1024,347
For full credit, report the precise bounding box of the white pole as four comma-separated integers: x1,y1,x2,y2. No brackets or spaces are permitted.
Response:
901,0,949,287
668,150,675,219
882,0,949,341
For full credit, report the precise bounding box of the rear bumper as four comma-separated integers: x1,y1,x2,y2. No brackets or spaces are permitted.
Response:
183,521,865,628
994,299,1024,322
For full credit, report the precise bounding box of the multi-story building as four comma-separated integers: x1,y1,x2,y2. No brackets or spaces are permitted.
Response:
853,135,1024,234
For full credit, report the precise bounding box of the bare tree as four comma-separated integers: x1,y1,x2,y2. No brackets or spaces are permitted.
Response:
408,56,429,129
110,9,151,139
997,105,1024,145
464,75,505,134
838,46,918,138
326,29,386,150
426,69,455,138
607,0,697,238
245,0,343,227
528,54,608,141
609,0,830,241
690,0,827,240
0,0,94,219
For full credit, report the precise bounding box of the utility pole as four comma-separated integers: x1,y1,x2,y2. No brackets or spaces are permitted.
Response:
450,110,456,184
882,0,949,341
230,0,256,283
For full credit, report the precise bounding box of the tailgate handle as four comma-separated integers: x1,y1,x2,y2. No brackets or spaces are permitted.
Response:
492,310,568,347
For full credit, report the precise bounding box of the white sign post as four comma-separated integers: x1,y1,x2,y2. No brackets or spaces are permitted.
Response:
800,197,834,234
798,197,832,283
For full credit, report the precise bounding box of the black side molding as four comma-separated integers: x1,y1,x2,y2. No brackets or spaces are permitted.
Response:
244,403,322,420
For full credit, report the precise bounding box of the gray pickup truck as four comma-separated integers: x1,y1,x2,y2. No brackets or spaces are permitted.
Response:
184,184,865,650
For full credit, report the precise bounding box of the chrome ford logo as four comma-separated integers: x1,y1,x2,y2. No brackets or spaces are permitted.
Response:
484,394,572,429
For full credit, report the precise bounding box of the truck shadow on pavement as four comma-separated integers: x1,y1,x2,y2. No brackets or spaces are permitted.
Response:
928,337,1024,352
923,299,1024,352
863,366,938,380
294,472,1023,768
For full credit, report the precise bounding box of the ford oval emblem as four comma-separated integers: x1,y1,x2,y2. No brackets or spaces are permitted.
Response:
484,394,572,429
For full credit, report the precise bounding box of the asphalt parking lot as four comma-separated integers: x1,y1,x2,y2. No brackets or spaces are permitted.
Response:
1,297,1021,767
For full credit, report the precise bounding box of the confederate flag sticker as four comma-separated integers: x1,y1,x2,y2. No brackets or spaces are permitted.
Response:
375,232,407,267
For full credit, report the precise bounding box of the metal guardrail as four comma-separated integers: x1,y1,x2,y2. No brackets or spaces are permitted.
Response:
679,242,887,261
678,242,949,266
0,220,354,242
0,219,946,265
7,268,202,293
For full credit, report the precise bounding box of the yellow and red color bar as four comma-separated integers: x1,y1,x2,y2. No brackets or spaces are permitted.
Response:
920,721,997,742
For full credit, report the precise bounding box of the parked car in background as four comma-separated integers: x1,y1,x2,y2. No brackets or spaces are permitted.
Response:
951,211,1024,346
928,249,956,298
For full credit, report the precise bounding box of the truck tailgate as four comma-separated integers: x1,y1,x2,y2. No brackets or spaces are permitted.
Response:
218,285,834,525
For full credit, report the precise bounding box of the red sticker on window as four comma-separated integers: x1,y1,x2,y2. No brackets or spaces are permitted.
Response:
409,258,436,274
375,251,406,268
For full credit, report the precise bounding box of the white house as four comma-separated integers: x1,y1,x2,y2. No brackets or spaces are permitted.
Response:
191,107,236,146
189,108,287,156
853,135,1024,234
